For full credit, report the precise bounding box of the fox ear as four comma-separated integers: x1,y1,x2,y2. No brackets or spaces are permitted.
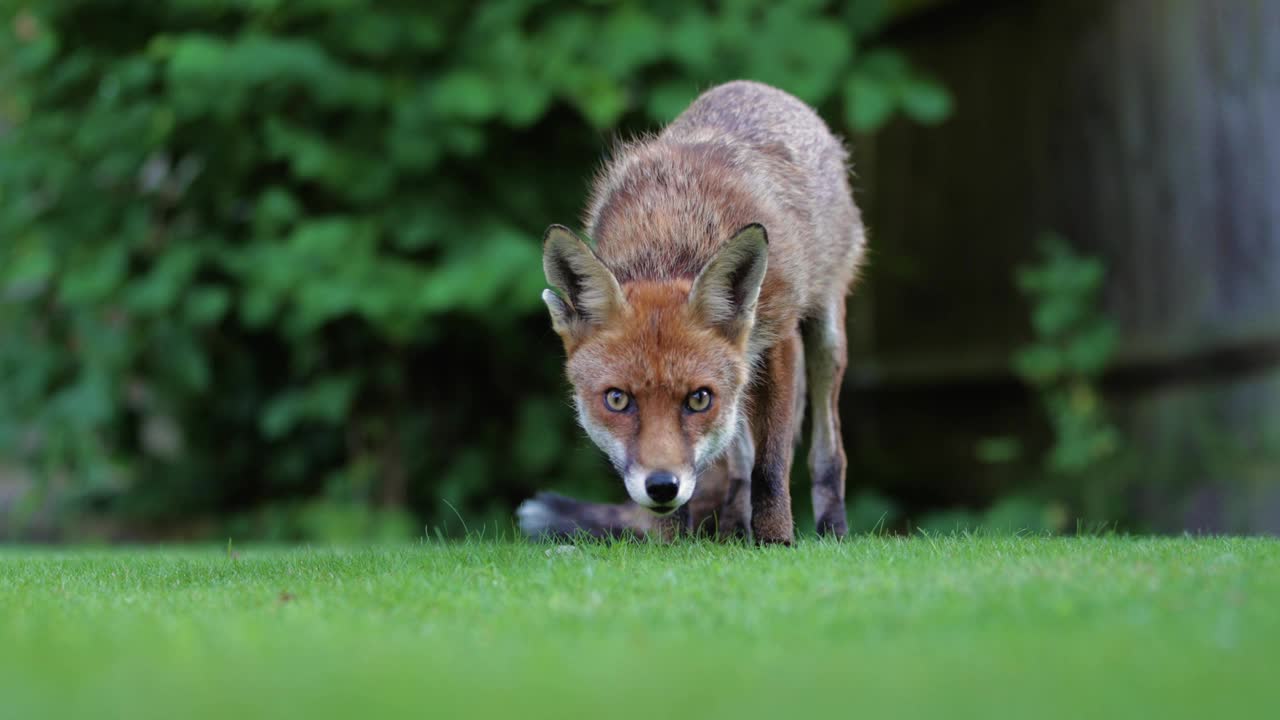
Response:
689,223,769,344
542,224,626,345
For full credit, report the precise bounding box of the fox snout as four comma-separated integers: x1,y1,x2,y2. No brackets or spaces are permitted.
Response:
623,464,697,514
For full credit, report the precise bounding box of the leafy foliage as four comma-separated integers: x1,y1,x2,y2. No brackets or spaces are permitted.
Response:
1013,235,1120,476
0,1,950,539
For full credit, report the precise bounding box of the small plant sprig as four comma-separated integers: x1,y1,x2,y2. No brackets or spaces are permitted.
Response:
1013,234,1120,475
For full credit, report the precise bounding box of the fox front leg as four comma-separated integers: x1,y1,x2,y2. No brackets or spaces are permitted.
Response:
714,427,754,540
749,328,801,546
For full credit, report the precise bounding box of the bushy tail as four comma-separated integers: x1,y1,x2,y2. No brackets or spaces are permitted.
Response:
516,493,658,540
517,454,737,541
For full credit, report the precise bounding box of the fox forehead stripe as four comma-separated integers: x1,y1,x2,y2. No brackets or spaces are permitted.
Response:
566,293,745,392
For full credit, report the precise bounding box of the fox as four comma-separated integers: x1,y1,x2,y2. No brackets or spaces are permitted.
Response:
518,80,866,545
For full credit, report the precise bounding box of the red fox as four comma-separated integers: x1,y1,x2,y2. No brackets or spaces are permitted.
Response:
519,81,866,545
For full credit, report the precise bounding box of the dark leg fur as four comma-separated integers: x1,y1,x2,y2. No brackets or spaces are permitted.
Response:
749,328,801,546
715,431,753,540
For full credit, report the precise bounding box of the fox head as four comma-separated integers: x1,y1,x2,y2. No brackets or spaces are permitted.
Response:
540,224,768,513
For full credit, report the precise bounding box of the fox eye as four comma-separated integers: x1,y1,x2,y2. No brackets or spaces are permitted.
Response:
685,388,713,413
604,388,631,412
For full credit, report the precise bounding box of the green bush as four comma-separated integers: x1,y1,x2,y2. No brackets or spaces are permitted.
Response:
0,0,949,539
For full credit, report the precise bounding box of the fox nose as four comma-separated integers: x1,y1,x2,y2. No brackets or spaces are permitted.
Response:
644,471,680,504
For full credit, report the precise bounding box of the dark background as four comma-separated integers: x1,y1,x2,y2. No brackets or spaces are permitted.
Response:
2,0,1277,541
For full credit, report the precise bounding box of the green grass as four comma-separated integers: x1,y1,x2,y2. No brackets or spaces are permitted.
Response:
3,536,1278,719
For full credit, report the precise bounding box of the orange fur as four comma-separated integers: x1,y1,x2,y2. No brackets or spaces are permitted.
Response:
530,81,866,545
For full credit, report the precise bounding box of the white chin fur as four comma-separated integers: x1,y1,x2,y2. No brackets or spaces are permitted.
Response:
694,406,739,468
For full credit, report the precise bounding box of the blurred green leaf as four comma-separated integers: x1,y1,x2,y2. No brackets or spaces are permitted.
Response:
1014,345,1062,384
900,76,953,124
432,70,500,121
127,246,202,314
1014,234,1120,480
59,245,130,306
1,238,56,298
844,73,895,132
646,80,698,123
262,376,358,439
184,286,231,326
597,6,664,76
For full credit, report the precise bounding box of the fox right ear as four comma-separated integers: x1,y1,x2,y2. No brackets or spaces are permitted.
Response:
542,225,626,346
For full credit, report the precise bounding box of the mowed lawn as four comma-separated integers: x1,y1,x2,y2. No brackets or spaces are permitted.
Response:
3,537,1278,719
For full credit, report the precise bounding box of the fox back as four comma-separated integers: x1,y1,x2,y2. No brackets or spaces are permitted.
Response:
540,81,864,531
585,81,863,353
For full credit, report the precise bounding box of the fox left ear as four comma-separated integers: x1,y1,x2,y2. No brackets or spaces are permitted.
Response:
689,223,769,344
541,224,627,348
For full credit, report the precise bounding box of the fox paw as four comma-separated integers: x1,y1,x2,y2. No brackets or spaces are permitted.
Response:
751,524,795,547
815,513,848,539
715,513,751,542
